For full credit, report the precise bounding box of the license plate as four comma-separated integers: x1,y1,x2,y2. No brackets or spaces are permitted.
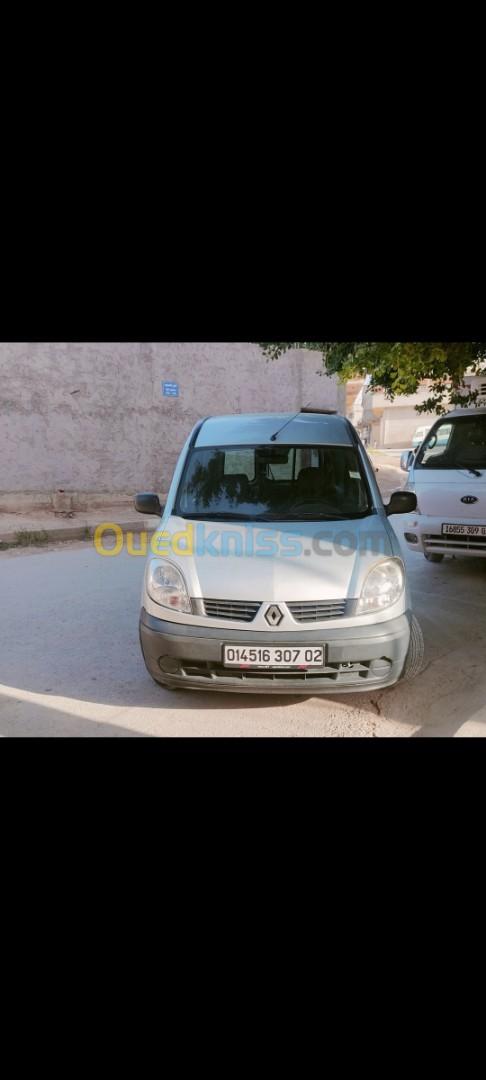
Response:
442,523,486,536
223,645,324,668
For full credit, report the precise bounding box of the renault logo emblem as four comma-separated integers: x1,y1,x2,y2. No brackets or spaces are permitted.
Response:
265,604,283,627
461,495,478,504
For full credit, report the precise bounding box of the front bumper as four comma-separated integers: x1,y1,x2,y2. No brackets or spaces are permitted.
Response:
139,609,411,694
403,515,486,557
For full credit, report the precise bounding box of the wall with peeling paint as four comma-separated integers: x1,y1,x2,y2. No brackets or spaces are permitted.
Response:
0,342,344,502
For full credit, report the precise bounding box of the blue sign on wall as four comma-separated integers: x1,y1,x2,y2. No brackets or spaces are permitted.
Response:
162,381,180,397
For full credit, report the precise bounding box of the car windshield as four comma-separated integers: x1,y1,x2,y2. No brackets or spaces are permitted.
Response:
415,415,486,470
175,444,371,521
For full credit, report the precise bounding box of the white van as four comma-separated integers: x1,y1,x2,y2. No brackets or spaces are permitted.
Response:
401,407,486,562
135,410,423,693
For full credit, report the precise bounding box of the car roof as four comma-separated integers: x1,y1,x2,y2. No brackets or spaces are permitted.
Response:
440,406,486,419
194,412,354,448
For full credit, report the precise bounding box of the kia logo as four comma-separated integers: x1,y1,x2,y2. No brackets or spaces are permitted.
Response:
461,495,478,504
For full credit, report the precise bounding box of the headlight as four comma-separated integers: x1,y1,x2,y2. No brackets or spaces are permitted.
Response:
357,558,404,615
146,560,192,613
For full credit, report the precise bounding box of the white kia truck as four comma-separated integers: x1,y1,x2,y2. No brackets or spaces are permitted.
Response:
401,407,486,562
135,410,422,693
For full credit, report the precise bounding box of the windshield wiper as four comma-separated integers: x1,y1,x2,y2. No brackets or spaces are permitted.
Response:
180,511,368,523
265,512,366,521
460,464,481,477
180,512,258,521
420,461,484,475
456,464,483,477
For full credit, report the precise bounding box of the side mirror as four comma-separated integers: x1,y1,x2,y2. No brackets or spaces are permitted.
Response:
400,450,415,472
386,490,417,517
134,493,164,516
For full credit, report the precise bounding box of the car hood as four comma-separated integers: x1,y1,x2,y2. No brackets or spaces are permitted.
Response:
153,515,394,603
412,468,486,518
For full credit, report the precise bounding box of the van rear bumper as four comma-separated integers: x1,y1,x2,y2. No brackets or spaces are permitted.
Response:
139,609,411,694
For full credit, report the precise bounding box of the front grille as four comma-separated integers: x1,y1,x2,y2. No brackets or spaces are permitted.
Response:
203,599,261,622
287,599,348,623
424,533,486,552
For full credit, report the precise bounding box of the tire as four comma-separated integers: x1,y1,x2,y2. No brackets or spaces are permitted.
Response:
424,552,444,563
401,615,425,682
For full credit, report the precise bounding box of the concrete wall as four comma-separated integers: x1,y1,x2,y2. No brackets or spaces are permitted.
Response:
0,343,344,506
381,406,429,448
363,384,441,448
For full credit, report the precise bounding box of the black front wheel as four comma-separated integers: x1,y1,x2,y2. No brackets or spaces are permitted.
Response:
424,552,444,563
401,616,425,681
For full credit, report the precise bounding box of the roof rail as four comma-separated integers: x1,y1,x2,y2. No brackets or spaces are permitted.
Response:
300,406,338,415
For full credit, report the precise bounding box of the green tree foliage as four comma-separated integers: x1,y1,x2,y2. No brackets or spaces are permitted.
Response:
256,343,486,414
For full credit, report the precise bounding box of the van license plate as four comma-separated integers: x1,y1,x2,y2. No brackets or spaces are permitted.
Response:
442,523,486,536
223,646,324,668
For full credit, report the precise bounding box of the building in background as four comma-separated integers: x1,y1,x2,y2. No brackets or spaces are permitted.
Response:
347,373,486,449
0,343,345,509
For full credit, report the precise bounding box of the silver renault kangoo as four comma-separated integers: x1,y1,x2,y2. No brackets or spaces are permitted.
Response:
135,410,423,693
